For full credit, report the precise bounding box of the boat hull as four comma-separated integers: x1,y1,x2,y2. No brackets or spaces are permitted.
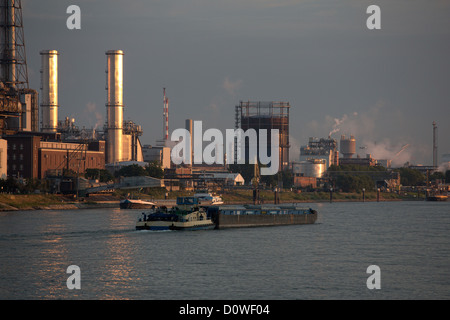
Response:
136,220,172,230
169,222,216,231
136,220,215,231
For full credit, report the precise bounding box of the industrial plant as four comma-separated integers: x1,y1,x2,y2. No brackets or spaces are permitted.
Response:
0,1,448,199
0,1,144,192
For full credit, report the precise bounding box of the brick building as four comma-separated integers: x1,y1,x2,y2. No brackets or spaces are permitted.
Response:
4,133,105,179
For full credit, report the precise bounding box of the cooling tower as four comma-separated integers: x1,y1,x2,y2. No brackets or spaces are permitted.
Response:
40,50,59,132
106,50,124,164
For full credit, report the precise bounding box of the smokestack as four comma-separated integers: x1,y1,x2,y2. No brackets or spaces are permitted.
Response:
40,50,59,132
106,50,124,164
433,121,438,167
185,119,193,165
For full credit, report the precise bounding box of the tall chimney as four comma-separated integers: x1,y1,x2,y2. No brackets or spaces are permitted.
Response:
433,121,438,167
106,50,124,164
185,119,193,165
40,50,59,132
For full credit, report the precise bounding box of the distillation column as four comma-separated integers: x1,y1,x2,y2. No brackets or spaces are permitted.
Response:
40,50,59,132
105,50,124,164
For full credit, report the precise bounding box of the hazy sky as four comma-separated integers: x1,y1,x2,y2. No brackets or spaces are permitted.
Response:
22,0,450,167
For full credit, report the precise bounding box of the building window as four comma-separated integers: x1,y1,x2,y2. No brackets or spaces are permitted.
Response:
19,144,23,150
19,154,23,161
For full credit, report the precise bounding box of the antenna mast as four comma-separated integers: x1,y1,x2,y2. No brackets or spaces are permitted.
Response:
163,88,169,141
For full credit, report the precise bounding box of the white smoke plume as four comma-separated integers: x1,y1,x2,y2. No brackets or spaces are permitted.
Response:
85,102,103,130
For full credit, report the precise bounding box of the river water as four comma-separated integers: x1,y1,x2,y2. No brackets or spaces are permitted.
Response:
0,201,449,300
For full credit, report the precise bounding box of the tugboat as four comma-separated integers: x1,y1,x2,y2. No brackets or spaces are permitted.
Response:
136,197,215,231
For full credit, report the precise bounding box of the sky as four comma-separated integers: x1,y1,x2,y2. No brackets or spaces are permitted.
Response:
21,0,450,168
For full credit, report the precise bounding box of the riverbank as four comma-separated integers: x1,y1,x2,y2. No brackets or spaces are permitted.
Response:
0,189,427,212
0,194,119,211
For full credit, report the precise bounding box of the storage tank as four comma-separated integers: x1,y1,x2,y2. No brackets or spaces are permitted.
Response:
340,135,356,158
40,50,59,132
292,159,326,178
105,50,124,164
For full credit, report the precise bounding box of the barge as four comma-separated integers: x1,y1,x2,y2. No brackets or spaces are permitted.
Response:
208,204,317,229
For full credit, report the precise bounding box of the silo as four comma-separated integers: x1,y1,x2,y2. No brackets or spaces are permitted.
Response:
340,135,356,158
40,50,59,132
105,50,124,164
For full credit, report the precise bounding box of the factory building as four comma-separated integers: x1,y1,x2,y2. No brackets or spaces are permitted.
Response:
235,101,290,172
0,138,6,179
299,137,339,168
142,144,171,169
338,135,378,167
1,3,147,186
4,132,105,179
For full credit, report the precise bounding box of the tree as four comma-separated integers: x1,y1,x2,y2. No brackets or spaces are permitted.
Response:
335,174,374,192
145,161,164,179
115,164,147,177
85,169,114,182
395,168,425,186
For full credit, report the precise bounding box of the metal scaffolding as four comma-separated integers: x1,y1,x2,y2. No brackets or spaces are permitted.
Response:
235,101,290,171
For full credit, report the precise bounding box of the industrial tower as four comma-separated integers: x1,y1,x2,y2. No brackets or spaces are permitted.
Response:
0,0,38,133
235,101,290,172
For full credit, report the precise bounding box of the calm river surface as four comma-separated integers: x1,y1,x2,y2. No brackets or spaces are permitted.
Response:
1,201,449,300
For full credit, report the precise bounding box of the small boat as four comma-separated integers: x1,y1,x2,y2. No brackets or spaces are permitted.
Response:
120,199,156,209
426,194,448,201
136,197,215,231
194,190,224,205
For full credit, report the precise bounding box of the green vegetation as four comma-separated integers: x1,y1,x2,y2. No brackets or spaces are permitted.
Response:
85,169,114,182
0,194,68,209
394,167,425,186
115,161,164,179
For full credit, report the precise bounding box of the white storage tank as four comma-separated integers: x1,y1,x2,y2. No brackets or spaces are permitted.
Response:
292,159,326,178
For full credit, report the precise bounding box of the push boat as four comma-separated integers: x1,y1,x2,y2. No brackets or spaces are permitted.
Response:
136,197,215,231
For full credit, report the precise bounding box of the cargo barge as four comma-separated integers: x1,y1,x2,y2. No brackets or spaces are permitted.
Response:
207,204,317,229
